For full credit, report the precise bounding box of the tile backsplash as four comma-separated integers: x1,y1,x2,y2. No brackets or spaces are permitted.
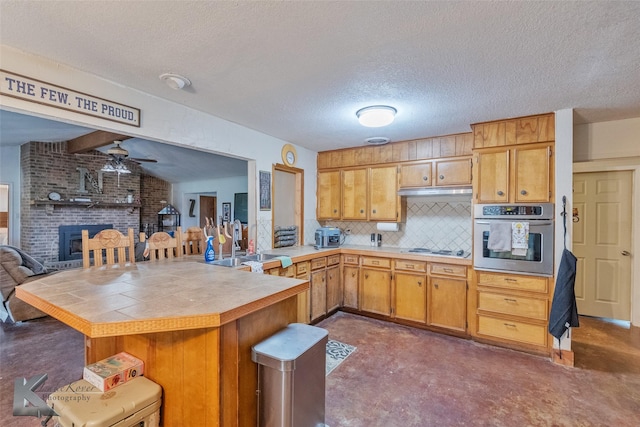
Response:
322,198,472,252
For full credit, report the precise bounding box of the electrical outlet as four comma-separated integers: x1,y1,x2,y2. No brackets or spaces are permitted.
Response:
344,228,351,235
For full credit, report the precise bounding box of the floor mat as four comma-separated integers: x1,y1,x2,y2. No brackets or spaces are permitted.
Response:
326,339,356,375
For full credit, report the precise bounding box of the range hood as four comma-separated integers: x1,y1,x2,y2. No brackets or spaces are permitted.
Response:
397,186,473,197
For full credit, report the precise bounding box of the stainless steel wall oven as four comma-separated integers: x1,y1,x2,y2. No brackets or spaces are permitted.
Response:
473,203,554,276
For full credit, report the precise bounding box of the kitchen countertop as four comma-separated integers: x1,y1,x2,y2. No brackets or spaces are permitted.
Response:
16,256,308,338
261,244,473,266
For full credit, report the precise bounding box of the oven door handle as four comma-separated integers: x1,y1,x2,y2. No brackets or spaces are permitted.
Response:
475,220,554,226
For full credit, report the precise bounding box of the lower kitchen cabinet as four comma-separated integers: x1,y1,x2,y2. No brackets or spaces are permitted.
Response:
394,272,426,323
360,256,392,316
310,269,326,321
475,271,550,354
296,261,310,324
393,259,427,324
427,263,467,333
325,264,341,313
342,254,360,309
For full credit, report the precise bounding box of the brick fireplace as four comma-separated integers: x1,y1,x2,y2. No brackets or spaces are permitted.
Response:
20,141,170,269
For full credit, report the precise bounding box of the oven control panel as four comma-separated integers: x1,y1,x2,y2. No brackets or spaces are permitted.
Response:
475,203,554,220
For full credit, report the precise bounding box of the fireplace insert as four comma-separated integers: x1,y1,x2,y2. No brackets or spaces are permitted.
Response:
58,224,113,261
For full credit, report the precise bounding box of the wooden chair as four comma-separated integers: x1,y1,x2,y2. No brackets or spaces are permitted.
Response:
182,226,204,255
141,227,183,260
82,228,136,268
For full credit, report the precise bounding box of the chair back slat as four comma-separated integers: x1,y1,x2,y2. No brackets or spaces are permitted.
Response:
82,228,136,268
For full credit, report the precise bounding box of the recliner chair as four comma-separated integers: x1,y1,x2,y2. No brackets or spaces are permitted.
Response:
0,245,48,322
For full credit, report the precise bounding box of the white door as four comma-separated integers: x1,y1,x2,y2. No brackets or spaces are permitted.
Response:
573,171,633,320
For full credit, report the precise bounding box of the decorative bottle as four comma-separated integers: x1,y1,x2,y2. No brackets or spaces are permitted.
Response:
205,236,215,262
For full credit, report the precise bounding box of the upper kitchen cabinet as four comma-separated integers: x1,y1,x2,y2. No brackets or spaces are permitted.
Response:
400,157,472,189
369,165,401,221
317,170,341,220
318,165,403,222
472,113,555,204
472,113,555,149
342,168,368,220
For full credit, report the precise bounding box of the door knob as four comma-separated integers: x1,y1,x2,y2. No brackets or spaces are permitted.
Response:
622,250,630,256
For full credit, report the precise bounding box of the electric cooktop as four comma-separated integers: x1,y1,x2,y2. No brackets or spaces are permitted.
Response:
406,248,466,257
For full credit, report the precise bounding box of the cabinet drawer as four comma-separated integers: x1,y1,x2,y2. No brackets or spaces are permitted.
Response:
429,263,466,278
310,257,327,270
296,261,309,275
327,254,340,266
361,257,391,269
342,254,359,265
478,291,547,321
477,272,548,293
394,259,427,272
477,315,548,347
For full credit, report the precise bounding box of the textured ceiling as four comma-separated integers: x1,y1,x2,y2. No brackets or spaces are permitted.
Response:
1,1,640,154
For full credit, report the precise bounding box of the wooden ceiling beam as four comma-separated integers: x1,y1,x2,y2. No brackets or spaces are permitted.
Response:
67,131,132,153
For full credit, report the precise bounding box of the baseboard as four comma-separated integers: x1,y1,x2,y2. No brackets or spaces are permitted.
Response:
551,348,575,367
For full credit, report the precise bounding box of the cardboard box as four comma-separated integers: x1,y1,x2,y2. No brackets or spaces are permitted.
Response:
83,352,144,392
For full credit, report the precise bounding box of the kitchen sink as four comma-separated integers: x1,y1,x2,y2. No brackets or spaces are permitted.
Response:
240,253,281,262
208,253,283,267
208,257,244,267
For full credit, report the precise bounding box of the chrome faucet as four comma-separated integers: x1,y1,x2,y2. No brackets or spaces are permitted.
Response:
231,219,242,259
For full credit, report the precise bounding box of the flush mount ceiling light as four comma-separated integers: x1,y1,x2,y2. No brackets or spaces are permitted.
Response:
159,73,191,90
356,105,397,127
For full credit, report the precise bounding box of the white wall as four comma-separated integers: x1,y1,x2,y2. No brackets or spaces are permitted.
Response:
0,145,21,245
574,117,640,161
173,176,249,229
0,45,318,249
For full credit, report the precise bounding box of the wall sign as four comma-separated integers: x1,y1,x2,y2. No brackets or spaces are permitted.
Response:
0,69,140,127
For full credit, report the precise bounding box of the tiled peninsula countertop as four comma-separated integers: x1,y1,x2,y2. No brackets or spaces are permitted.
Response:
261,244,473,266
16,257,308,338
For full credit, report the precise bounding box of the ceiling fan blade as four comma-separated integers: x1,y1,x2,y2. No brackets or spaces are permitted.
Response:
129,157,158,163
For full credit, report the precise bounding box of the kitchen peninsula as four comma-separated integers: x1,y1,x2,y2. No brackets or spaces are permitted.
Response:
16,259,308,426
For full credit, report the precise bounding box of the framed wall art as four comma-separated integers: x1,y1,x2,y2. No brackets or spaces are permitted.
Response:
259,170,271,211
222,202,231,222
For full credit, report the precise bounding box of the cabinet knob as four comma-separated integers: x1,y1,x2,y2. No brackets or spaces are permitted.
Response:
422,176,428,181
439,175,445,180
520,190,528,195
352,272,356,277
365,274,369,279
333,209,337,213
434,283,439,289
372,209,377,214
418,281,422,286
360,209,364,213
497,190,505,196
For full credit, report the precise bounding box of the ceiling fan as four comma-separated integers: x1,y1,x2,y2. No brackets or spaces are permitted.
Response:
106,140,157,163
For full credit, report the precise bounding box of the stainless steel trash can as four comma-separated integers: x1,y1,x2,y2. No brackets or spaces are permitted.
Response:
251,323,329,427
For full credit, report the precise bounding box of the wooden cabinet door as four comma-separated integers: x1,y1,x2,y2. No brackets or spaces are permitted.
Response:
342,168,368,220
310,269,326,321
435,157,472,186
475,150,509,203
343,265,359,309
428,277,466,332
394,272,426,324
513,144,552,202
317,170,341,219
369,166,398,221
399,162,432,188
325,265,341,312
361,267,391,316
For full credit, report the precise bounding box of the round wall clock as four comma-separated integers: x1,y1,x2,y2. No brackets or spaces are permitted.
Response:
281,144,297,167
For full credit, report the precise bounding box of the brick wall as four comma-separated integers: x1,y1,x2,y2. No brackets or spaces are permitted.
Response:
20,141,170,267
140,175,171,234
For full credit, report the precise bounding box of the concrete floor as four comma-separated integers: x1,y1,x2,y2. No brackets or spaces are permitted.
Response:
1,312,639,426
